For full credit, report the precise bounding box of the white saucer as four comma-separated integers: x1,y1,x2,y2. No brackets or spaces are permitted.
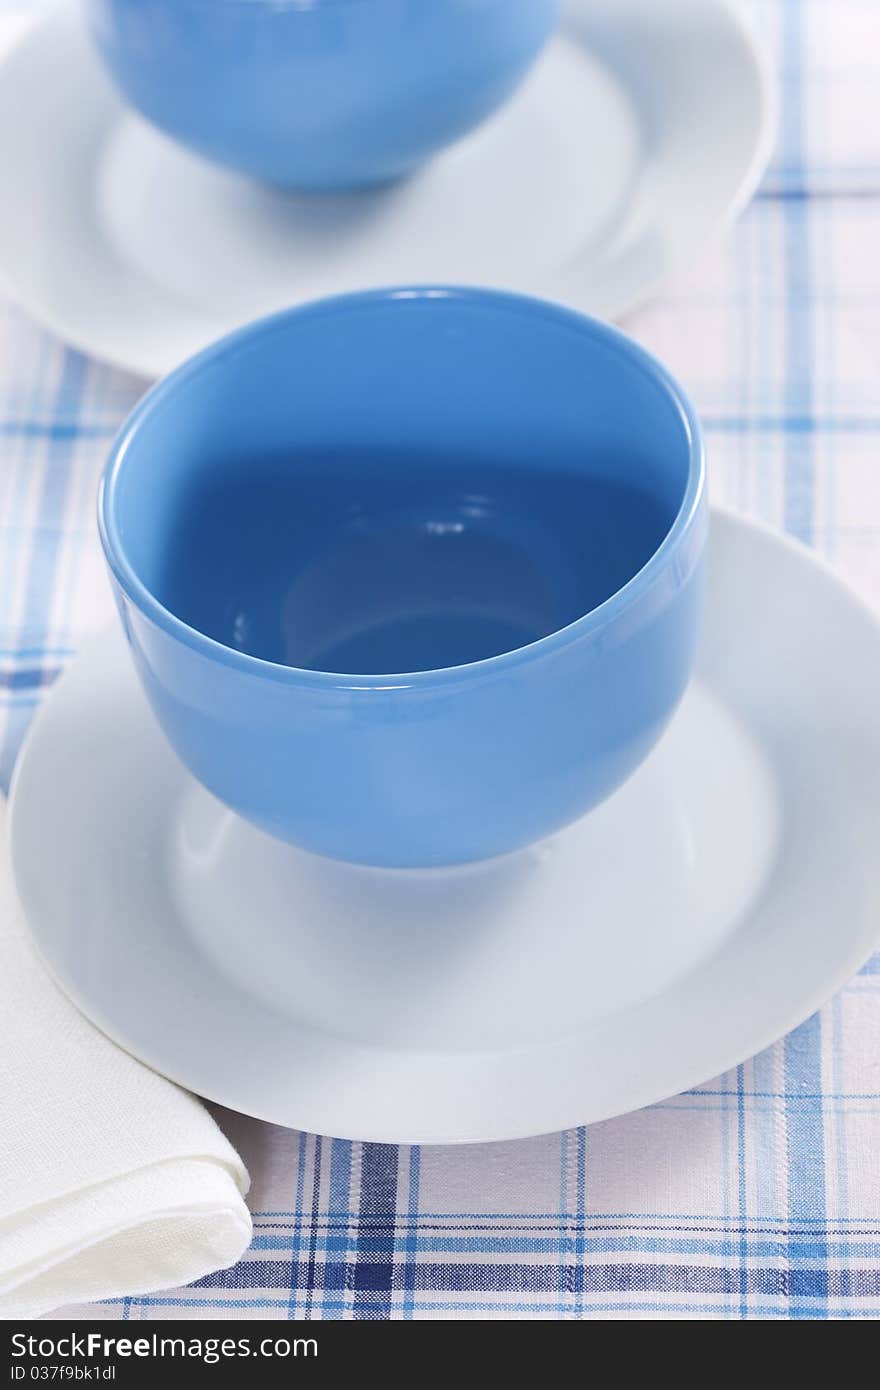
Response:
0,0,774,378
9,510,880,1143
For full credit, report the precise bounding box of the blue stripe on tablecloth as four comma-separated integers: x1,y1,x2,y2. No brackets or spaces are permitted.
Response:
18,349,88,643
0,421,115,439
321,1140,353,1320
0,664,60,690
761,190,880,202
558,1127,568,1312
782,0,815,546
785,1016,829,1319
0,347,88,788
779,0,828,1324
104,1296,880,1318
831,992,851,1312
575,1126,587,1318
737,1064,749,1318
248,1233,880,1259
703,415,880,432
189,1258,880,1297
285,1130,309,1320
0,645,73,657
352,1145,398,1320
250,1209,880,1226
303,1134,323,1320
401,1148,420,1322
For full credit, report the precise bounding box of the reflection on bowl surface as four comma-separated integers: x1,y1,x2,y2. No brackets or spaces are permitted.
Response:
84,0,561,190
100,287,706,866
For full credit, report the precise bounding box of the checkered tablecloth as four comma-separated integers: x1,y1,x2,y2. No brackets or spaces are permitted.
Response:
1,0,879,1320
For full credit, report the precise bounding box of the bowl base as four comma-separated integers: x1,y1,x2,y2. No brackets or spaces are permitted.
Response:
167,676,776,1052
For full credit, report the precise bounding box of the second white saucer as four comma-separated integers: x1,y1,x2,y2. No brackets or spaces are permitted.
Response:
9,510,880,1143
0,0,774,377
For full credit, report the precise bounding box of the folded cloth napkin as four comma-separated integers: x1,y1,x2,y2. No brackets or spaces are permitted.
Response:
0,802,252,1318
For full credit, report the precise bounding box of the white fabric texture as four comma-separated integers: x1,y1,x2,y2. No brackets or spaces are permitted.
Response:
0,803,251,1318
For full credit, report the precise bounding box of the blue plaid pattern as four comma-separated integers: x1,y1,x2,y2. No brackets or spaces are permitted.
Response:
1,0,879,1320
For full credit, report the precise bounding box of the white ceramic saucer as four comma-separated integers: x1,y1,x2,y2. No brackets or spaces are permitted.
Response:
9,510,880,1143
0,0,774,378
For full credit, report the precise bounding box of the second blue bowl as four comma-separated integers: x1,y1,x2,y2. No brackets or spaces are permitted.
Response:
99,288,707,868
84,0,560,190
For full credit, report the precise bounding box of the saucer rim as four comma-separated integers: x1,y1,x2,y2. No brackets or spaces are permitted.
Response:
0,0,777,379
8,506,880,1144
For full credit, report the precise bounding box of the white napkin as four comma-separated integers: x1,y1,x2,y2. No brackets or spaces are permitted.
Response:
0,804,252,1318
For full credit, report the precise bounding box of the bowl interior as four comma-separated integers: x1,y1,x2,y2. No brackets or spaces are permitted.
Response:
105,292,698,677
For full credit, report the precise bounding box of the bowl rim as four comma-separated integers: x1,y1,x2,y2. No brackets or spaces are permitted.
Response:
98,285,706,691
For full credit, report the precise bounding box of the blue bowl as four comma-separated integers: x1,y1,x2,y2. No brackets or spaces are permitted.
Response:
83,0,560,190
99,288,707,868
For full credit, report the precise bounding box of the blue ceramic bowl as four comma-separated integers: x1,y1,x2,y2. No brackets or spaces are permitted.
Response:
99,288,707,868
83,0,560,190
